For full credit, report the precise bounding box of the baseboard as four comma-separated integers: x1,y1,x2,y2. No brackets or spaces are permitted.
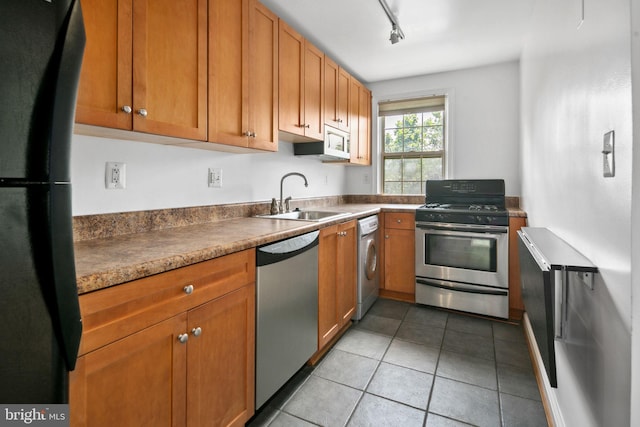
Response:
523,313,565,427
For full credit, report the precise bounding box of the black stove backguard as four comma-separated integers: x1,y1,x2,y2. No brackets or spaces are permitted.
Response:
424,179,506,208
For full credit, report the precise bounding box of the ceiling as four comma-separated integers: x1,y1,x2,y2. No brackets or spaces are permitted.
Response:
260,0,535,84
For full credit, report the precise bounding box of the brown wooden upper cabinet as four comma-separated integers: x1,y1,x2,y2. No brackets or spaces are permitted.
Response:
278,20,324,142
349,78,372,165
75,0,208,141
324,57,351,132
208,0,279,151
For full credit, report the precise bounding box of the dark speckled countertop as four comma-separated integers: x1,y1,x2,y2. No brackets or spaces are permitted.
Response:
73,204,417,294
74,199,526,295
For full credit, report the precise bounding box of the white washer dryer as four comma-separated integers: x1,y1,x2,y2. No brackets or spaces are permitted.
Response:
353,215,379,320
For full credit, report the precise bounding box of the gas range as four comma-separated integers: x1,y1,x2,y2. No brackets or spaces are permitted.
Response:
415,179,508,226
414,179,510,319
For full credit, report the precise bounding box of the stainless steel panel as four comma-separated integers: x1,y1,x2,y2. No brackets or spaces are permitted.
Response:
415,225,509,289
415,278,508,319
255,241,318,409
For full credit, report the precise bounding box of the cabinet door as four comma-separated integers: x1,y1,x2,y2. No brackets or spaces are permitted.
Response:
69,314,188,427
384,228,415,295
349,78,361,162
248,0,279,150
318,225,340,349
303,41,324,140
208,0,277,151
187,284,255,427
133,0,207,140
208,0,248,147
337,221,357,325
75,0,132,129
508,216,527,318
324,58,350,132
357,87,372,165
349,79,371,165
278,20,304,136
324,57,340,129
337,67,351,131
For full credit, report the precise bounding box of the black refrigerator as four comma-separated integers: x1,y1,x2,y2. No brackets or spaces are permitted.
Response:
0,0,85,404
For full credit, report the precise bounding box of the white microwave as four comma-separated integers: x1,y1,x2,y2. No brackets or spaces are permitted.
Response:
293,125,350,161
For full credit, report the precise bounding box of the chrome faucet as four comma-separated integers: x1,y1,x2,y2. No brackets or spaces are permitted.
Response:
279,172,309,213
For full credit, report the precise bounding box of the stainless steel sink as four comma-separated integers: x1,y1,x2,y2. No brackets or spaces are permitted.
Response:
256,210,351,222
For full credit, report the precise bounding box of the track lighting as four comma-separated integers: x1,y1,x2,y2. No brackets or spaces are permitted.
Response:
389,24,404,44
378,0,405,44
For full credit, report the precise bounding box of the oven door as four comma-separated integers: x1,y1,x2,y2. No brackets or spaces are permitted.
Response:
415,222,509,288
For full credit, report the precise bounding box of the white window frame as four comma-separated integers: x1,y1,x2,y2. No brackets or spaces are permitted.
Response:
377,93,451,195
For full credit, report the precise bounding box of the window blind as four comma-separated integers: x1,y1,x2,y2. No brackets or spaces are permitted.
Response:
378,96,445,116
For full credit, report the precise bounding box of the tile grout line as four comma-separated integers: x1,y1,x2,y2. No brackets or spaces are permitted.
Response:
342,303,411,426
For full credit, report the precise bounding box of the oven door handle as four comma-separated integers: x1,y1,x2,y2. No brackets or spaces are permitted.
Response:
416,278,508,296
416,222,509,234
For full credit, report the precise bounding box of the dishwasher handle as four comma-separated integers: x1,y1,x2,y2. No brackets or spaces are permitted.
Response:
257,230,320,266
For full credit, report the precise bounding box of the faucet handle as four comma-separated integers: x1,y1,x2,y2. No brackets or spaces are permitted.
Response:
270,198,279,215
284,196,292,212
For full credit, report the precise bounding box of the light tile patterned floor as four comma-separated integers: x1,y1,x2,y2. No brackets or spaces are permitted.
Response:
248,299,547,427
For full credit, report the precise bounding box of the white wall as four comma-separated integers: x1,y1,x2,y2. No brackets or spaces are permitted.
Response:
520,0,633,425
70,134,349,215
348,61,521,196
630,0,640,424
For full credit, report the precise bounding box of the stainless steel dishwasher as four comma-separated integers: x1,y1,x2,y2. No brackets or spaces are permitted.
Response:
255,230,319,409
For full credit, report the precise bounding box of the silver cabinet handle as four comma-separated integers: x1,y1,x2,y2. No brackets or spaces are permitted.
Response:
191,327,202,337
137,108,148,117
337,118,343,123
183,284,194,295
177,333,188,344
121,105,132,114
397,219,402,223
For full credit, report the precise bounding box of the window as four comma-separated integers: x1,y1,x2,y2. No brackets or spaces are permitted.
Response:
380,96,446,194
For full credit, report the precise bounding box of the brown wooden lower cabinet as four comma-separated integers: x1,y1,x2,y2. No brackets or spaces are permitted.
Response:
317,220,357,352
508,216,528,320
69,250,255,427
381,212,416,302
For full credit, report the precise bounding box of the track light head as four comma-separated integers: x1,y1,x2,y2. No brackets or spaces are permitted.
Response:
389,24,404,44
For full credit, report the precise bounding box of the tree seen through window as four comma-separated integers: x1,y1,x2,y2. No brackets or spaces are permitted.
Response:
382,108,445,194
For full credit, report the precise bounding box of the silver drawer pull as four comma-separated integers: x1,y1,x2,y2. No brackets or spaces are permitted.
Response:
191,327,202,337
137,108,148,117
177,333,188,344
121,105,132,114
183,284,194,295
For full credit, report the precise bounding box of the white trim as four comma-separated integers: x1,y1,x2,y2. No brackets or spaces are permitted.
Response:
373,87,455,192
523,313,565,427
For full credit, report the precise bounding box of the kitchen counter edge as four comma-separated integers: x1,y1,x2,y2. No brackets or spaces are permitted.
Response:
74,204,405,294
75,204,526,294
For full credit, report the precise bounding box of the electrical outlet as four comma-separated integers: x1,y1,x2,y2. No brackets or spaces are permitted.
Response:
105,162,126,189
208,168,222,188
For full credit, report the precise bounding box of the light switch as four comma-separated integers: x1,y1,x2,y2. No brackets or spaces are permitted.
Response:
602,131,614,177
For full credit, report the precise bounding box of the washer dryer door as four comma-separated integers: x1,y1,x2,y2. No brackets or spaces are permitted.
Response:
364,238,377,280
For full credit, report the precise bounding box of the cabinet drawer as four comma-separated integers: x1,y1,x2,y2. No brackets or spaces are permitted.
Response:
384,212,415,230
78,249,255,355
